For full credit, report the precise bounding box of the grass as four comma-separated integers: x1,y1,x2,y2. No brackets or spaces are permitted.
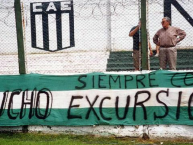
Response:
0,132,192,145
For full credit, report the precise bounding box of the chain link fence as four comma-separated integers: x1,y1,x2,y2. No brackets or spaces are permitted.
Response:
0,0,19,74
148,0,193,70
22,0,141,74
22,0,112,74
0,0,192,74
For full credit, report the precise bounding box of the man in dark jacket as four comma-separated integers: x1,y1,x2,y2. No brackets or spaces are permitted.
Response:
129,21,153,71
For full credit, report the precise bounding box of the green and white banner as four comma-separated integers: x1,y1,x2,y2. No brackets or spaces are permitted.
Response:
0,70,193,126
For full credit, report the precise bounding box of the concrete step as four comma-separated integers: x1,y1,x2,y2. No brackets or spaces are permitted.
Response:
107,63,133,68
107,50,193,72
107,58,133,64
109,52,132,58
106,67,133,72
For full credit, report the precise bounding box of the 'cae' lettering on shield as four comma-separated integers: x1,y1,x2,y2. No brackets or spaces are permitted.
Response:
30,1,75,52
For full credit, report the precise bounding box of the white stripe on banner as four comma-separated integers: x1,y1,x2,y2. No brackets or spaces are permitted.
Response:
0,88,192,109
62,13,70,48
35,14,43,48
48,14,57,51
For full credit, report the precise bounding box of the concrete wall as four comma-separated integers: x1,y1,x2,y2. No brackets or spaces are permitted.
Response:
0,125,193,140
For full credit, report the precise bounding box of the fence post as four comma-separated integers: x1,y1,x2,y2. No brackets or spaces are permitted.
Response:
106,0,112,51
14,0,26,74
141,0,148,70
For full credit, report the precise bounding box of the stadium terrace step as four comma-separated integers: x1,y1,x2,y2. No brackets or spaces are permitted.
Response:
107,58,133,63
107,50,193,72
107,63,133,68
177,49,193,52
106,67,134,72
109,51,133,58
107,60,133,65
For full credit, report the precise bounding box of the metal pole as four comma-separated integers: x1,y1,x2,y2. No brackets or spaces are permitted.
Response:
141,0,148,70
14,0,26,74
106,0,111,51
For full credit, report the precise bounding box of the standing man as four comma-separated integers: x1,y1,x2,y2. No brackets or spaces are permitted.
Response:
153,17,186,70
129,21,153,71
